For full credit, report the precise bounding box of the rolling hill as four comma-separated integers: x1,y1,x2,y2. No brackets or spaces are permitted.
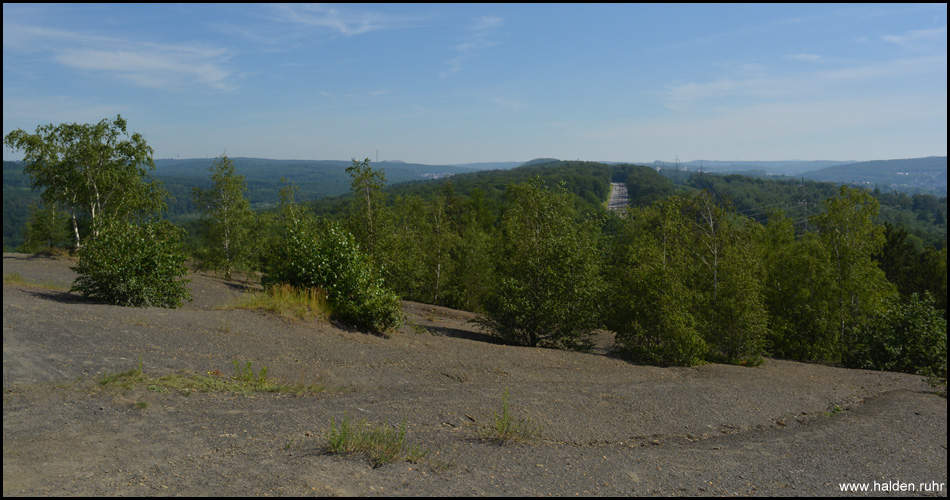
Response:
801,156,947,195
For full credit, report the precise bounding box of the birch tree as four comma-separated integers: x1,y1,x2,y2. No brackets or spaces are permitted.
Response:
811,186,897,358
4,115,165,248
192,153,255,278
345,158,387,254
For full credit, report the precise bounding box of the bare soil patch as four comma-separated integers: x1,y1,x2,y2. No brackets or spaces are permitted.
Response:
3,252,946,496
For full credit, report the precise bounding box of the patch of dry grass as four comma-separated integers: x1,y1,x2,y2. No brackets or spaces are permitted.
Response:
228,284,330,322
3,272,71,291
99,356,326,396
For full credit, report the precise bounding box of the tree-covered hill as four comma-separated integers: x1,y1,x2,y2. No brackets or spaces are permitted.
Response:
154,157,491,204
681,172,946,249
650,159,852,176
801,156,947,195
379,160,615,215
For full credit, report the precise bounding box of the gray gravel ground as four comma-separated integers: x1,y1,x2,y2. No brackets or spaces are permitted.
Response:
3,252,947,496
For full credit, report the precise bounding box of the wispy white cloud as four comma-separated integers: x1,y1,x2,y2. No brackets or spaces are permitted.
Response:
3,24,112,51
4,23,237,91
487,96,525,111
269,4,422,36
470,15,503,33
271,4,378,35
882,26,947,51
441,15,504,78
818,55,946,81
786,53,823,62
570,92,946,161
55,46,235,91
665,54,946,111
665,76,804,110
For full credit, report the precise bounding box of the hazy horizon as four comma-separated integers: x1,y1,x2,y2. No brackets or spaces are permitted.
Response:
4,4,947,164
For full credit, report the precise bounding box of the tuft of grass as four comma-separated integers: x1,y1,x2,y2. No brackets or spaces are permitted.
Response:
218,317,234,334
99,355,148,390
408,322,429,334
3,272,24,284
325,414,430,467
231,359,270,390
122,316,152,327
99,356,325,396
824,404,843,417
229,284,330,322
479,388,543,444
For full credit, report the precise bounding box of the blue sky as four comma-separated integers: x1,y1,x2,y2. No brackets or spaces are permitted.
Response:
3,3,946,165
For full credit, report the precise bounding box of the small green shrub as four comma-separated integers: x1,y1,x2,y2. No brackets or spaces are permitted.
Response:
825,405,843,417
848,293,947,380
263,212,402,333
232,360,268,389
71,219,191,308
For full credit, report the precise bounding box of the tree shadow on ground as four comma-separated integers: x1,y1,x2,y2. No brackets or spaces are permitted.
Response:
423,324,507,345
23,289,85,304
3,252,74,262
218,280,257,293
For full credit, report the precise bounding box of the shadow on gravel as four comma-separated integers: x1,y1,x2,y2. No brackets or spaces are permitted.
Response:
424,325,507,345
187,271,261,293
23,289,85,304
328,320,395,339
4,252,70,261
196,276,260,294
221,280,257,293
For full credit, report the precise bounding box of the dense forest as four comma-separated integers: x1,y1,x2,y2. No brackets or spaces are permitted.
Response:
6,158,946,251
3,117,947,386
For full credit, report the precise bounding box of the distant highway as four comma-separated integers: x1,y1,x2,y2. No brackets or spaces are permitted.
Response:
607,182,629,213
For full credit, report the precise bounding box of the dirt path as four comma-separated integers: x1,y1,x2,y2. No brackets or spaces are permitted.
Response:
3,253,946,496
